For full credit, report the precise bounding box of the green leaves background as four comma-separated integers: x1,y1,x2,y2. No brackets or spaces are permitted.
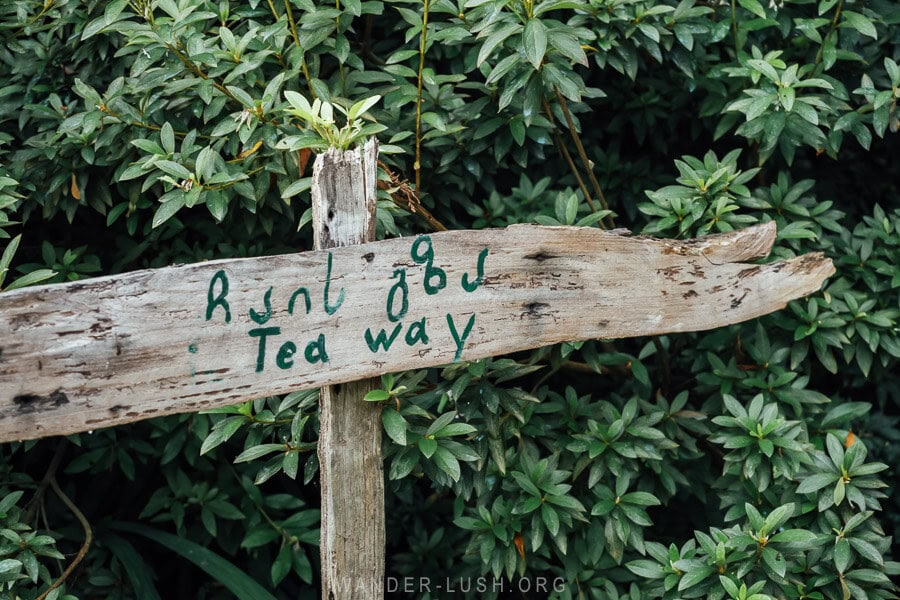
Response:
0,0,897,598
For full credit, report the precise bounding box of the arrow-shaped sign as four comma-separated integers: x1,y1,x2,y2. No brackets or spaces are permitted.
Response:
0,222,832,442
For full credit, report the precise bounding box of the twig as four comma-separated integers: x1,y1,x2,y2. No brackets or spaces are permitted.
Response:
730,0,740,57
36,477,92,600
562,360,630,376
814,0,844,69
14,0,55,35
378,161,447,231
651,336,672,396
554,90,614,228
98,105,213,140
281,0,314,95
529,365,557,396
530,359,635,395
164,43,241,105
23,440,67,525
414,0,431,198
542,98,597,215
360,15,385,65
265,0,279,19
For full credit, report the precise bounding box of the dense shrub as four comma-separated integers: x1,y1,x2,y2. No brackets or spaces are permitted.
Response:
0,0,898,598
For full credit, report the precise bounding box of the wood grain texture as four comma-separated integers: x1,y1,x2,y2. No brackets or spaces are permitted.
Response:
0,220,833,443
313,140,385,600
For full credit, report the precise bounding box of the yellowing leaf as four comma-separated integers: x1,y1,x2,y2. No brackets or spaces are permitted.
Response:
70,174,81,200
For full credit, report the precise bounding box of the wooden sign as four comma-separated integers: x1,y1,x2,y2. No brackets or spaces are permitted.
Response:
0,221,833,443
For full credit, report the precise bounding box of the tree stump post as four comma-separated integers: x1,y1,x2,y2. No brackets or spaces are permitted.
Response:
311,139,384,599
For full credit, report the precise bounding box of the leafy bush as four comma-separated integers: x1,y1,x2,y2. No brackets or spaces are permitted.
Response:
0,0,898,598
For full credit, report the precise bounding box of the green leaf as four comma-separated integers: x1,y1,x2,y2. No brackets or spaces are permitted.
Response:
4,269,57,291
762,546,786,578
433,446,461,481
523,19,548,70
160,123,175,155
678,565,715,590
110,522,278,600
234,444,285,463
0,558,22,574
206,191,227,222
271,545,292,586
720,575,740,599
419,437,437,459
195,147,216,182
818,0,839,15
834,538,851,573
201,416,245,455
156,160,193,180
281,177,312,198
548,31,588,67
822,402,871,428
564,193,578,224
152,196,185,229
778,86,795,112
433,423,477,437
826,433,845,469
477,23,522,67
390,448,418,480
627,559,666,579
848,538,884,567
382,408,407,445
797,473,839,494
0,491,23,515
131,139,166,155
770,529,818,544
747,60,779,84
0,234,21,287
621,492,660,507
426,411,457,436
541,503,560,536
544,495,585,513
348,95,381,120
738,0,766,18
364,389,390,402
841,11,877,39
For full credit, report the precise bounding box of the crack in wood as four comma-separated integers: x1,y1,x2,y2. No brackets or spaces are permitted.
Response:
737,266,761,279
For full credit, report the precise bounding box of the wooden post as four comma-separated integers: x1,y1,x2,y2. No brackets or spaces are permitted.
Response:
311,139,384,599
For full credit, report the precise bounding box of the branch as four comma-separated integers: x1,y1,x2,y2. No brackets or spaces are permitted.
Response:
36,477,92,600
414,0,431,197
652,336,672,397
378,160,447,232
542,97,598,216
554,89,614,228
281,0,315,96
23,440,67,525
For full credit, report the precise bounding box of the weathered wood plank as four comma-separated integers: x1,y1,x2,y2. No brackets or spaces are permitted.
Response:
0,221,833,442
313,140,384,599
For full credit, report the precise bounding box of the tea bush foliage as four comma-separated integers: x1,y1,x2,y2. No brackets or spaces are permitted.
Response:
0,0,898,598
